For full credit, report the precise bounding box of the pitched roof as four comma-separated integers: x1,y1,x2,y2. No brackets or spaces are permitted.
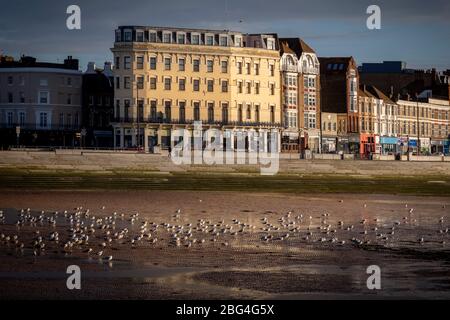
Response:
298,39,315,54
279,40,295,55
366,85,396,104
359,85,377,99
278,38,315,57
358,88,369,98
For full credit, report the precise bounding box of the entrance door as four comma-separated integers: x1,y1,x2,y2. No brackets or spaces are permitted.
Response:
148,136,157,153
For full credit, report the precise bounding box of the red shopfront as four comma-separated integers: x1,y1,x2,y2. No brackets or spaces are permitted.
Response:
360,134,377,159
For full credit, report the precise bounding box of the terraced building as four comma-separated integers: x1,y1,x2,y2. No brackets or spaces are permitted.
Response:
111,26,282,152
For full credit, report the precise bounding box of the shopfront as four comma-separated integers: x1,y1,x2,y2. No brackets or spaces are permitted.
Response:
337,135,359,154
398,137,418,154
281,131,300,153
380,137,399,155
431,139,445,154
419,138,431,155
360,134,377,158
348,135,360,154
322,136,337,153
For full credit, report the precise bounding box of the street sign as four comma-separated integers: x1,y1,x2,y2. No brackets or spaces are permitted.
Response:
81,128,87,136
15,126,21,136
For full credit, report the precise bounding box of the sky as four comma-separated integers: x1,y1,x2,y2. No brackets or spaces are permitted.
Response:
0,0,449,71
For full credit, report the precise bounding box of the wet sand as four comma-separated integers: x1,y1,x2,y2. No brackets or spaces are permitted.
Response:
0,190,449,299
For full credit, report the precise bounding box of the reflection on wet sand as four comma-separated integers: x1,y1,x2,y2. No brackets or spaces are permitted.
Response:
0,191,449,299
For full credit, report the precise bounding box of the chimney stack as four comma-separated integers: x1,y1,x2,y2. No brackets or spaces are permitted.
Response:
86,62,96,74
103,61,113,77
64,56,79,70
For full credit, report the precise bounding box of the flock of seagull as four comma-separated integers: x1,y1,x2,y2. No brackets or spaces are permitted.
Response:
0,202,448,264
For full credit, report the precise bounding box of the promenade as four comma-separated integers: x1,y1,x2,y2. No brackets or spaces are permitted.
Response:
1,150,450,177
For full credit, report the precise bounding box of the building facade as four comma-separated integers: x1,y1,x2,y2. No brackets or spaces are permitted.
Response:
0,56,82,148
396,98,450,155
319,57,359,153
363,85,398,155
82,62,114,148
358,86,378,158
279,38,320,154
111,26,282,152
321,112,337,153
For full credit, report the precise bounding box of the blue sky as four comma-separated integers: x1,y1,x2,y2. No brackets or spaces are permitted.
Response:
0,0,449,71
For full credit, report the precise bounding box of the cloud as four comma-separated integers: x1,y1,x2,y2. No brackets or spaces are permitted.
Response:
0,0,448,69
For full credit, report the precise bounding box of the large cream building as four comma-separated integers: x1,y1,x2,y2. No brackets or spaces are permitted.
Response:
111,26,281,152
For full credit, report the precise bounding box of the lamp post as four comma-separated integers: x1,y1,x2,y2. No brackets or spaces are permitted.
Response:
319,111,323,154
133,77,141,150
407,135,410,161
15,126,20,147
416,94,420,155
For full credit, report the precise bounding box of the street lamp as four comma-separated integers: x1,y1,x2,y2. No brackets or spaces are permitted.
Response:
416,93,420,155
15,126,20,147
133,77,141,150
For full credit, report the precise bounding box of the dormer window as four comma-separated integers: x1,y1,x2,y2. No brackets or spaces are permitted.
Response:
124,29,132,42
206,34,214,46
163,32,172,43
136,30,144,42
115,30,122,42
177,32,186,44
149,31,157,42
191,33,200,45
266,38,275,50
234,36,242,47
219,35,228,47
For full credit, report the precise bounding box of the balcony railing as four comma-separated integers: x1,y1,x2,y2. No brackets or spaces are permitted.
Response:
302,67,319,75
281,65,298,73
0,123,81,131
111,117,282,128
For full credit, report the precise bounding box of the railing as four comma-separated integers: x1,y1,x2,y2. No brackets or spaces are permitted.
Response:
302,67,319,74
281,65,298,73
111,118,283,128
0,123,81,131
